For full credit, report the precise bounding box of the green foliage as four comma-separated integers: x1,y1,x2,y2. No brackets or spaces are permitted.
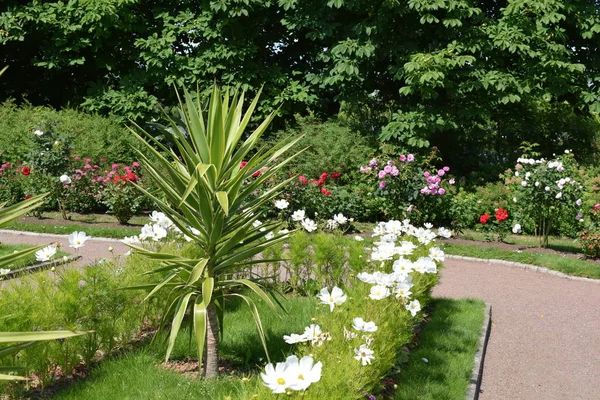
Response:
510,151,582,246
0,248,163,389
269,116,376,183
0,102,137,163
578,204,600,258
127,85,304,375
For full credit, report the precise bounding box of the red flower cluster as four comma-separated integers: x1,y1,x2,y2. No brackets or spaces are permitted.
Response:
113,171,138,185
479,213,491,224
495,208,509,222
320,187,331,196
297,171,340,195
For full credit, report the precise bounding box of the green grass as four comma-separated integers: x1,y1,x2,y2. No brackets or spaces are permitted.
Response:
394,298,486,400
51,294,316,400
1,211,144,239
457,229,580,254
0,243,70,271
443,242,600,279
5,220,140,239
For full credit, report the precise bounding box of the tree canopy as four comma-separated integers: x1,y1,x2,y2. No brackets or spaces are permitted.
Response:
1,0,599,173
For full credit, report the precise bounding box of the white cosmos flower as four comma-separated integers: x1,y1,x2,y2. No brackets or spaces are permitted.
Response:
369,285,391,300
122,235,139,245
423,222,433,229
325,219,339,230
317,286,347,312
333,213,348,224
392,258,413,276
357,272,376,284
283,333,309,344
59,174,71,184
414,257,437,274
354,344,375,366
437,227,452,238
406,299,421,316
274,199,289,210
301,218,318,232
149,211,173,229
288,356,323,391
35,245,57,262
0,268,11,275
395,282,413,298
354,235,364,241
67,231,90,249
291,209,306,222
512,224,522,234
352,317,378,333
140,224,167,242
302,324,322,345
261,356,298,394
428,247,445,262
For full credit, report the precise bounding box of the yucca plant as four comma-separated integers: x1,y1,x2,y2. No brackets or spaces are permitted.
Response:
0,194,88,380
126,85,304,377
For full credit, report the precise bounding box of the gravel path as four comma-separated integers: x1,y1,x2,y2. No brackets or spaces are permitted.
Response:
435,258,600,400
2,230,599,399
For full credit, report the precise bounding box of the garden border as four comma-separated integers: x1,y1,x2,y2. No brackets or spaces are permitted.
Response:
446,255,600,284
466,302,492,400
0,255,81,280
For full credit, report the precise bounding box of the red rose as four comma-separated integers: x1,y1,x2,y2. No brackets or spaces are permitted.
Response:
22,166,30,176
320,171,328,180
321,187,331,196
298,176,308,185
126,171,138,182
495,208,508,222
317,178,326,186
331,172,341,180
239,161,248,169
25,194,32,199
252,170,262,178
113,175,121,184
479,213,491,224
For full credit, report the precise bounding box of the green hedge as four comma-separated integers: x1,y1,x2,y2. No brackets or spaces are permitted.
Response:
0,101,137,163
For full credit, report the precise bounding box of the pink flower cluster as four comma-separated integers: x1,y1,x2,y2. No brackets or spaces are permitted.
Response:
360,156,414,189
420,166,450,195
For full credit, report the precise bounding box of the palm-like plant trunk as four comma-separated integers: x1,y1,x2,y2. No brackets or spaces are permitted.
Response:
204,304,220,378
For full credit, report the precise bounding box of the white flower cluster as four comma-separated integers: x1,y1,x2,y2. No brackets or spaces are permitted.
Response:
283,324,331,347
261,355,322,393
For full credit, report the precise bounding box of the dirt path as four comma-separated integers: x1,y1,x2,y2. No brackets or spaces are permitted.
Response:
435,258,600,400
2,230,599,399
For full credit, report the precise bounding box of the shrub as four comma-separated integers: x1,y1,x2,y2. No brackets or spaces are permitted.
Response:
268,116,376,184
0,101,137,164
509,151,583,247
358,149,455,225
578,203,600,258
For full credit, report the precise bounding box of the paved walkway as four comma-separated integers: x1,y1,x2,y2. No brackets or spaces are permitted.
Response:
435,258,600,400
1,230,599,399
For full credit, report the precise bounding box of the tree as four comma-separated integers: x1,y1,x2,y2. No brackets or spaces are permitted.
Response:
126,85,303,377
